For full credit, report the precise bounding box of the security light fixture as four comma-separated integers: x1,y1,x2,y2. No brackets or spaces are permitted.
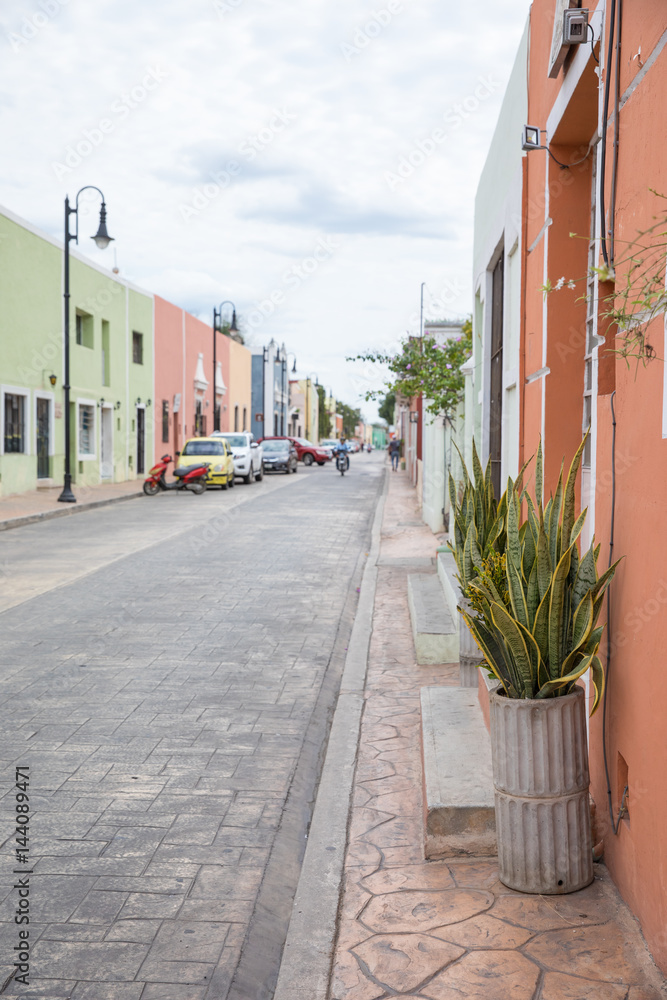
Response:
49,373,57,386
410,411,419,423
146,399,152,407
522,125,543,151
115,401,122,409
136,398,142,405
563,8,589,45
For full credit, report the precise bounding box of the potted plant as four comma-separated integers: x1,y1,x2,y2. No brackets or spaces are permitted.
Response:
462,438,620,894
448,441,511,686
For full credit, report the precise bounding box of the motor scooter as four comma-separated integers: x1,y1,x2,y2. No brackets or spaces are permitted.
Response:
335,450,349,476
143,454,210,496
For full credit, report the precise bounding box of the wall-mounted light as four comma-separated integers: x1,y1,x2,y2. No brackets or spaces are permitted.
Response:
521,124,592,169
146,399,152,407
98,398,105,408
409,411,419,423
115,400,122,409
136,397,142,406
521,125,542,151
49,373,57,387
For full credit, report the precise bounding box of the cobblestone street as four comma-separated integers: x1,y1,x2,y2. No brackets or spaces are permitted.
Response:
0,454,385,998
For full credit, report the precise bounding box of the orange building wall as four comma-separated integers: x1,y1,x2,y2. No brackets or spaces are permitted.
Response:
519,0,667,972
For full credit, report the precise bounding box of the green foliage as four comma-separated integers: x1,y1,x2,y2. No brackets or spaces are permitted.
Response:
348,318,472,417
317,384,331,439
447,440,509,594
378,391,395,425
461,437,621,713
337,400,361,438
542,192,667,366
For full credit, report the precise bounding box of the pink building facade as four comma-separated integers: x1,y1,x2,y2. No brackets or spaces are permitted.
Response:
153,296,251,464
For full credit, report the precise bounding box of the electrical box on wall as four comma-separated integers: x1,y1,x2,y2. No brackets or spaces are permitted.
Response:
563,8,589,45
548,0,581,78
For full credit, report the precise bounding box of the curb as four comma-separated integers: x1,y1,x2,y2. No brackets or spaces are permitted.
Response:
0,490,143,533
273,466,388,1000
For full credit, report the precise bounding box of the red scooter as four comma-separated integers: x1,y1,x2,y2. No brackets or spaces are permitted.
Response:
143,454,210,496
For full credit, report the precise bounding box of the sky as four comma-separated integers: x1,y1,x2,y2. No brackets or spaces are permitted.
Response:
1,0,531,421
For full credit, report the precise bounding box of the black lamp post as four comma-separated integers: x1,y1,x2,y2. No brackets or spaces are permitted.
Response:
59,187,114,503
212,301,238,432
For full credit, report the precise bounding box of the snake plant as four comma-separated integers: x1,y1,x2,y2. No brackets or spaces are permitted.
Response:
448,440,529,597
461,437,620,712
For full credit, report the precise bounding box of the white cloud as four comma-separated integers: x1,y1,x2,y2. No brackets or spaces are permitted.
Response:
1,0,530,420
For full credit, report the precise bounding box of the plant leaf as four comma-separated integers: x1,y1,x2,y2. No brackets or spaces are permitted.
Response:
561,435,587,553
589,655,605,714
490,602,534,697
548,544,573,678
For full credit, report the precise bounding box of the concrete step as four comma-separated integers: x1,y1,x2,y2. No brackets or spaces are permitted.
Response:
420,685,496,858
436,549,460,619
407,573,458,665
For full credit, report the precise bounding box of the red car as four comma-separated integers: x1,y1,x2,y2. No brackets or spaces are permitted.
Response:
260,436,331,466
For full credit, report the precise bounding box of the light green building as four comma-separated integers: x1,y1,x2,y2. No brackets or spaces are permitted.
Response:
0,205,154,497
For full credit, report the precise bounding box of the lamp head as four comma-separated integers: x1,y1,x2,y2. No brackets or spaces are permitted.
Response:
49,373,57,386
522,125,542,151
92,201,114,250
229,309,238,333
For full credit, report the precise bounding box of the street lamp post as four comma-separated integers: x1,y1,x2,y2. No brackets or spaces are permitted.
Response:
212,301,238,432
59,187,114,503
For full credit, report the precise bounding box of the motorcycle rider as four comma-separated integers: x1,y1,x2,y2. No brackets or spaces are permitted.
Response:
334,435,350,471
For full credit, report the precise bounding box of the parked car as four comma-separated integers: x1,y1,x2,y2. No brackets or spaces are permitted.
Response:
211,431,263,483
178,436,235,489
261,438,298,474
262,435,330,466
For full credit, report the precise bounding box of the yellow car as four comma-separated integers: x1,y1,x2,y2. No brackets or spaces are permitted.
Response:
178,436,235,489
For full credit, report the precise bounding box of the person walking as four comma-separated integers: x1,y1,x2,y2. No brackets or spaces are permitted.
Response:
388,437,400,471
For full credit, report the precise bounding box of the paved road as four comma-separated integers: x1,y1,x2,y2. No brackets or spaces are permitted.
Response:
0,452,385,999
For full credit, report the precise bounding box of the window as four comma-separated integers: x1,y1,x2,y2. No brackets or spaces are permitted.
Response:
102,320,110,385
132,331,144,365
75,311,94,348
4,393,26,453
194,400,206,437
243,407,247,430
489,252,504,499
78,404,95,457
162,400,169,443
234,405,239,431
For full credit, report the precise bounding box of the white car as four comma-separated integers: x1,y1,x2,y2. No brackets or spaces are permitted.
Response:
212,432,263,483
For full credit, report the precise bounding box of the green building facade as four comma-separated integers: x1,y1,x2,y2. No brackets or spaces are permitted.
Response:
0,206,154,497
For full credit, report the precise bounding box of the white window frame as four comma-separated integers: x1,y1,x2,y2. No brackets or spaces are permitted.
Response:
1,385,31,456
77,398,97,461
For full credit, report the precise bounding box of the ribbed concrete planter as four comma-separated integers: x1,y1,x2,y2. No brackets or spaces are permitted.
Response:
459,597,483,688
489,686,593,894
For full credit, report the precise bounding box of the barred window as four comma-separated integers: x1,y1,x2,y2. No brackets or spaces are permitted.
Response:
4,394,26,453
79,404,95,456
162,400,169,443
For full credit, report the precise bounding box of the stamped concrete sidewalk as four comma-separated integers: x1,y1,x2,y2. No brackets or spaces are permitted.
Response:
329,469,667,1000
0,480,142,531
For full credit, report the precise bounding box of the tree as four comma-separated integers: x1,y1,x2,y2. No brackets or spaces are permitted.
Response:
378,391,395,425
337,401,361,438
349,318,472,417
317,384,331,439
